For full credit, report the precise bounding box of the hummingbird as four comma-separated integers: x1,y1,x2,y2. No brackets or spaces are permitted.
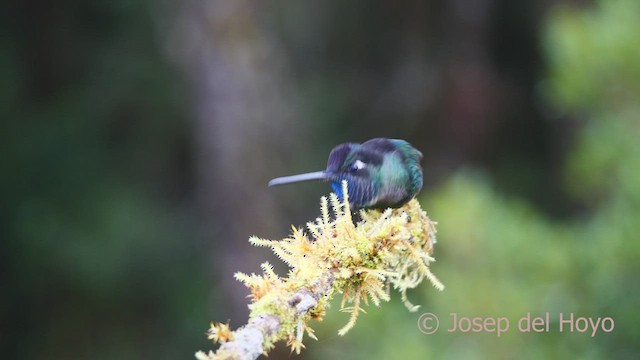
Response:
268,138,423,209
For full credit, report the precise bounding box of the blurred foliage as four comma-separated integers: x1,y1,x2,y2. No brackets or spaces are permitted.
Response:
545,0,640,206
0,1,212,359
544,0,640,112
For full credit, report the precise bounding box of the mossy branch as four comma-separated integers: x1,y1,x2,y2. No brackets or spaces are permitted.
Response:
196,181,443,360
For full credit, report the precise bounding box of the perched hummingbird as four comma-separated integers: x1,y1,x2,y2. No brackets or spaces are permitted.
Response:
268,138,423,209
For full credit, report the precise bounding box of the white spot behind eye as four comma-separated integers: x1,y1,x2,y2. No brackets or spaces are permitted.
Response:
353,160,366,170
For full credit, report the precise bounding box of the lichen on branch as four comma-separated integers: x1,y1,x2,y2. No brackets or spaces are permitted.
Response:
196,181,443,360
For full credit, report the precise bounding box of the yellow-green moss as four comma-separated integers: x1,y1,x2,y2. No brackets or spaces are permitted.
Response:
197,181,443,359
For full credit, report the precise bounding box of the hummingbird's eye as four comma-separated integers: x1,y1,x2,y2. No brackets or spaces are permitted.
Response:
349,160,366,172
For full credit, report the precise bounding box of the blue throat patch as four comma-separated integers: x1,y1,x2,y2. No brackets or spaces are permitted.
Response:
331,181,344,201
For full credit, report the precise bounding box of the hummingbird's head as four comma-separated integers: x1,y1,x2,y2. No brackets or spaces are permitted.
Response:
268,138,423,209
323,141,384,208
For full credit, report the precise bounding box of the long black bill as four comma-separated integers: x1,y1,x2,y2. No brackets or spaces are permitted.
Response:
268,171,327,187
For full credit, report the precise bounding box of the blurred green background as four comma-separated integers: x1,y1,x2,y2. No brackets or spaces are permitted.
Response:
2,0,639,359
